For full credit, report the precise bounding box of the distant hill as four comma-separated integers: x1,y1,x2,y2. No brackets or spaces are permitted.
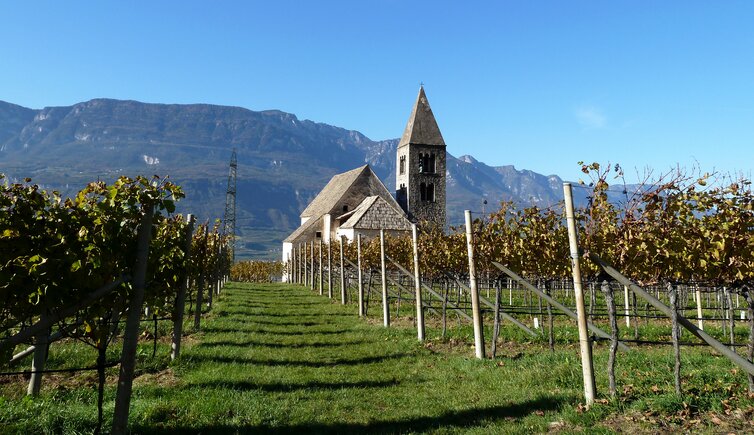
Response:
0,98,586,259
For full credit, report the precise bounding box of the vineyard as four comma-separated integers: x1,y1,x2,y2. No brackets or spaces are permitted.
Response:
3,164,754,432
285,164,754,406
0,174,231,433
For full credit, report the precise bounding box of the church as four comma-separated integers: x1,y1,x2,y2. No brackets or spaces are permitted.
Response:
281,87,447,271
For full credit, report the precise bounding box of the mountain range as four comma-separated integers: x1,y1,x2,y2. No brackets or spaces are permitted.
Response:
0,98,589,259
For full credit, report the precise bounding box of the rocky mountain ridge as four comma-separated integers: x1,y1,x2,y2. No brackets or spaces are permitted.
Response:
0,99,581,259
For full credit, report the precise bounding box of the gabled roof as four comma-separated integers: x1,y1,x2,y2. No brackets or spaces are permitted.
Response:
283,215,321,243
300,165,368,218
340,196,412,231
398,86,445,148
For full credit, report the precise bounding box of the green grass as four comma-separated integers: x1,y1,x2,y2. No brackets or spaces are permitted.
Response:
1,282,753,434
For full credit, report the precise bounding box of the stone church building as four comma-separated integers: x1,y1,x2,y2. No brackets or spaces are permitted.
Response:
282,87,447,274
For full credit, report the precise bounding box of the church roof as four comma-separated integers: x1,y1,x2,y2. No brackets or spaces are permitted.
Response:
340,196,412,231
283,214,321,243
300,165,369,218
398,86,445,148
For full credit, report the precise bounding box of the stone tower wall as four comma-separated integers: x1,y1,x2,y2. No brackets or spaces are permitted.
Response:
396,143,446,228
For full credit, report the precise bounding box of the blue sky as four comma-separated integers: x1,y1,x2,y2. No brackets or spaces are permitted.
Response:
2,1,753,181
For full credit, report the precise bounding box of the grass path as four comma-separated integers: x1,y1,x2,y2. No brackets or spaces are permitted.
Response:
131,282,576,433
6,282,751,433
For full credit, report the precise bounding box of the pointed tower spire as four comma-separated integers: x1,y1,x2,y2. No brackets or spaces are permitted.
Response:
395,86,447,230
398,86,445,148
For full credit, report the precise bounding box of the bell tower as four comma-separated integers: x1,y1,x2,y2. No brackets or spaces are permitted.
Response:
395,86,446,228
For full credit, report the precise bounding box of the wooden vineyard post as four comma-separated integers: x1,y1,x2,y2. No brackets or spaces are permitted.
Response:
380,229,390,327
213,243,221,298
696,285,704,330
194,227,208,330
289,247,294,283
546,284,554,352
725,287,735,350
669,283,682,395
601,280,619,397
412,223,425,341
296,243,305,285
340,236,346,304
357,234,364,316
310,240,315,292
464,210,485,359
27,312,50,396
563,183,596,406
299,244,304,285
207,250,214,310
302,244,306,285
319,239,324,296
328,241,333,298
171,214,195,361
112,203,154,435
491,285,501,358
624,285,631,328
745,285,754,392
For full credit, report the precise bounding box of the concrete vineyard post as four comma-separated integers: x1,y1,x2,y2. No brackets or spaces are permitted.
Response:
112,203,154,434
464,210,485,359
412,223,425,341
357,234,364,316
340,236,346,304
380,229,390,327
563,183,596,407
171,214,195,361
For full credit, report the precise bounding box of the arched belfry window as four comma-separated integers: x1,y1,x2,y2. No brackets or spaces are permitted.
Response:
429,153,436,173
399,155,406,175
427,183,435,202
420,182,427,201
418,153,424,173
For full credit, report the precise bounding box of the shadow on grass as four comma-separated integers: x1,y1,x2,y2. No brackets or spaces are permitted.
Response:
239,319,332,327
257,312,356,318
184,378,401,393
133,395,566,434
185,352,412,368
197,339,373,349
200,326,352,336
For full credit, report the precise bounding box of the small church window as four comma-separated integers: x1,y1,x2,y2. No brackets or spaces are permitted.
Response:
420,182,427,201
316,231,322,238
429,153,436,173
399,156,406,175
418,153,424,173
427,183,435,202
342,205,348,213
397,184,407,209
